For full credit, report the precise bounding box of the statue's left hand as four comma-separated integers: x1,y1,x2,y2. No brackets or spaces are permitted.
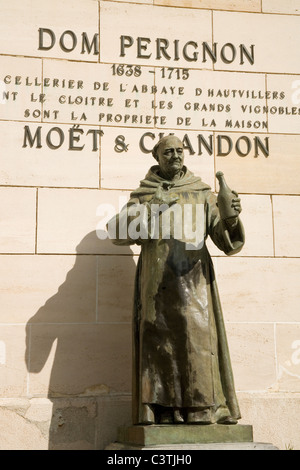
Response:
231,190,242,215
224,191,242,229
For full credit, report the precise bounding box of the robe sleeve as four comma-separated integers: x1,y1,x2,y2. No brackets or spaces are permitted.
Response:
106,196,151,246
205,190,245,256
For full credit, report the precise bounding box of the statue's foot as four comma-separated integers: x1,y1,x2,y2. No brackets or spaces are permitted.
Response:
186,408,212,425
217,416,238,425
140,404,155,425
214,405,238,425
173,408,184,424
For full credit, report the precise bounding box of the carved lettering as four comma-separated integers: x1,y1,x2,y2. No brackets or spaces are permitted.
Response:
38,28,99,55
23,125,42,149
119,36,255,65
139,132,269,158
22,125,103,151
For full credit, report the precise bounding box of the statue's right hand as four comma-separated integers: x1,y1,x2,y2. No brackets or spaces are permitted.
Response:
151,184,179,207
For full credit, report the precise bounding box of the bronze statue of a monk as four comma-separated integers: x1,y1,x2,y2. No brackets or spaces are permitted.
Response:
107,135,244,426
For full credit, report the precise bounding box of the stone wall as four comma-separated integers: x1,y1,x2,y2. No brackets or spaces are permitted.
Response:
0,0,299,450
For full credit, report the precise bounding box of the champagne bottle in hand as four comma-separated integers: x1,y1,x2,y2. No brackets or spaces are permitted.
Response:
216,171,240,220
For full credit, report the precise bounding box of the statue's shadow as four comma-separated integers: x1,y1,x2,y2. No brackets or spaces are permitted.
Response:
25,231,135,450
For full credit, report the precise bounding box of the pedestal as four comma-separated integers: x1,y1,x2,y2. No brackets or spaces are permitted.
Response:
105,424,279,450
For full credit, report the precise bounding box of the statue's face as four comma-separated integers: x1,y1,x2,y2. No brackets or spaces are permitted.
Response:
157,136,184,177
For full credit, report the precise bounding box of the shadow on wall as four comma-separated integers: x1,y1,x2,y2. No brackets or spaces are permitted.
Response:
25,231,135,450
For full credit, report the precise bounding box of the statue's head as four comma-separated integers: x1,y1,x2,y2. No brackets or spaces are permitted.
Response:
152,135,184,179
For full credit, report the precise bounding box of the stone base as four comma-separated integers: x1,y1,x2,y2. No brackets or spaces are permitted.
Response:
106,442,279,450
116,424,253,447
105,424,279,450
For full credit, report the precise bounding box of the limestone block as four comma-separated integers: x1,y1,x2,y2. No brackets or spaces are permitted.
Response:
48,397,97,450
0,0,99,60
154,0,261,12
0,56,42,121
213,11,300,73
267,74,300,134
154,69,266,132
96,396,131,450
100,127,215,190
97,255,137,323
262,0,300,14
0,255,97,324
100,2,212,68
42,59,155,127
36,188,140,255
0,406,48,450
0,396,100,450
238,392,300,450
207,194,274,257
28,323,131,397
0,187,36,253
216,257,300,323
0,121,100,188
100,127,159,191
273,196,300,257
215,133,300,195
225,323,276,391
0,325,27,397
24,397,53,423
276,324,300,392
